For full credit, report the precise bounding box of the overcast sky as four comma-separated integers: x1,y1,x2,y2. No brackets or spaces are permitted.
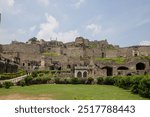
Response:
0,0,150,47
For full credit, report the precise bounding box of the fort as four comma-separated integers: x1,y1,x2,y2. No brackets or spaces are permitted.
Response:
0,37,150,78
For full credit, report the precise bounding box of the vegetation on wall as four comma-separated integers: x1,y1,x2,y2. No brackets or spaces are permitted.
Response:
95,57,126,64
106,45,116,50
88,43,97,48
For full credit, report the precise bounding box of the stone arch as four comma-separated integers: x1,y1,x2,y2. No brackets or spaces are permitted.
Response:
117,66,129,70
127,73,132,76
102,52,105,58
28,63,30,66
136,62,145,70
67,64,71,69
23,63,25,66
77,71,82,78
83,71,87,78
102,66,113,76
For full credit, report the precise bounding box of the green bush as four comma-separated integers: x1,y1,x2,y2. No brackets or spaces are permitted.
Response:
0,69,26,80
103,77,115,85
86,77,94,84
38,73,45,77
54,78,61,84
97,77,104,85
17,80,26,87
0,83,3,88
59,77,71,84
19,80,26,87
3,81,13,89
118,76,131,89
138,78,150,98
32,71,38,77
80,78,86,84
31,75,51,84
24,76,33,85
131,76,142,94
71,77,81,84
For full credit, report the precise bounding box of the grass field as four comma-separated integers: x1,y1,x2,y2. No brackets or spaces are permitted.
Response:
0,84,147,100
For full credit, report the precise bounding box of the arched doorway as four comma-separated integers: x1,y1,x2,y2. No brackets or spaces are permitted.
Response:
102,66,113,76
117,66,129,70
67,64,71,69
136,62,145,70
77,71,82,78
83,71,87,78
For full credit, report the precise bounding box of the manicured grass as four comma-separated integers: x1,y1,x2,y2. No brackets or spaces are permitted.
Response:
0,84,147,100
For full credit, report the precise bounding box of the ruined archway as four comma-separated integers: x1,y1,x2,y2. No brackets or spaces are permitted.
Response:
136,62,145,70
102,66,113,76
83,71,87,78
102,52,105,58
77,71,82,78
67,64,71,69
117,66,129,70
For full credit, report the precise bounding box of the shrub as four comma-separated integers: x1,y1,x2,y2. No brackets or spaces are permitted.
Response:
118,77,131,89
80,78,86,84
0,83,3,88
32,75,51,84
3,81,13,89
138,78,150,98
38,73,45,77
32,71,38,77
48,78,55,84
24,76,33,85
20,80,26,87
59,77,71,84
97,77,104,85
103,77,114,85
86,77,94,84
131,76,142,94
17,80,26,87
54,78,61,84
71,77,80,84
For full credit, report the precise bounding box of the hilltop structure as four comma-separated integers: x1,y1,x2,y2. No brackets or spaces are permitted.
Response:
0,37,150,78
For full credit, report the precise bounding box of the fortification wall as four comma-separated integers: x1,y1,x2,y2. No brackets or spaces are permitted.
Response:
63,47,84,57
2,44,41,54
138,46,150,56
106,49,118,58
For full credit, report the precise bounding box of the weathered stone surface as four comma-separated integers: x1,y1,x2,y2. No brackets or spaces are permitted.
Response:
0,37,150,77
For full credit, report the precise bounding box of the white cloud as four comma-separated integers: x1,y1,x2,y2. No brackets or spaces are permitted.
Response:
38,0,49,6
7,0,15,7
86,23,102,35
29,26,37,32
75,0,85,8
0,0,15,9
0,0,22,15
37,15,79,42
139,40,150,45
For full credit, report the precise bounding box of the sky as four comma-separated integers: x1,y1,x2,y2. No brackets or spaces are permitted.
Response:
0,0,150,47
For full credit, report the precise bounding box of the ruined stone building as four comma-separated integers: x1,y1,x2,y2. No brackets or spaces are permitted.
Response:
0,37,150,78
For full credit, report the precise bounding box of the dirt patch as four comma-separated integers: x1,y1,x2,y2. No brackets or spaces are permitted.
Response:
0,93,53,100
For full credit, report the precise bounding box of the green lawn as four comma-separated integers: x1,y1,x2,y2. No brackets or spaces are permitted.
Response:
0,84,147,100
